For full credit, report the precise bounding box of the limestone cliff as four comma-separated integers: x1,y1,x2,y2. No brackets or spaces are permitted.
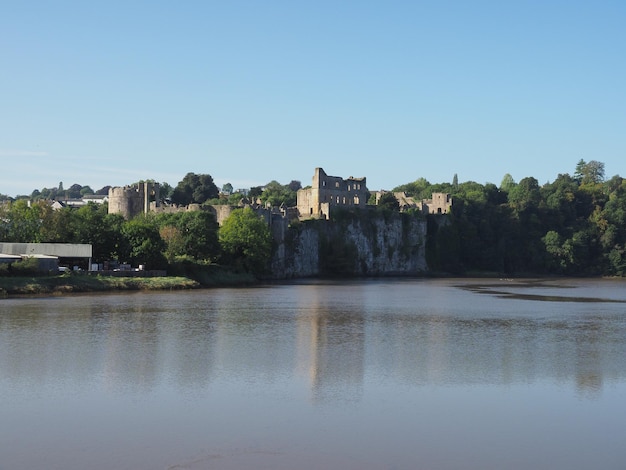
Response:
269,210,427,278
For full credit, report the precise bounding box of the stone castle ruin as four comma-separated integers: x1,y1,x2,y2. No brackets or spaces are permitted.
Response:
104,168,449,278
108,182,161,219
107,168,451,222
296,167,369,219
107,180,290,226
376,191,453,214
422,192,453,214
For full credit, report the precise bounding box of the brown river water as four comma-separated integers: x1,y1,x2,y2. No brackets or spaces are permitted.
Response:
1,278,625,469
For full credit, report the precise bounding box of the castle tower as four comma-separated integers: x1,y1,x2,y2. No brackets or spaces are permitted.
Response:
108,182,160,219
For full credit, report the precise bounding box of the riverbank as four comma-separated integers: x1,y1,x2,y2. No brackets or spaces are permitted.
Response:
0,274,200,297
0,270,260,297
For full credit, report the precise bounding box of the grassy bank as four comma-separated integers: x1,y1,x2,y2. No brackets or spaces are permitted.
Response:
0,255,259,297
0,274,202,297
0,262,264,297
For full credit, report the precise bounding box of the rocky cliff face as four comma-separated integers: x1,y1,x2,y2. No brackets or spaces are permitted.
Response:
270,210,427,279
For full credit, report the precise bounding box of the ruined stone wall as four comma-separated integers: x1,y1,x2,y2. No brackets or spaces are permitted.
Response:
424,192,453,214
297,167,369,219
296,187,317,218
108,186,145,219
108,182,160,219
208,205,237,226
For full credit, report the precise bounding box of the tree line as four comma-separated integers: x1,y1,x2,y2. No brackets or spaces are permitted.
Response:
0,199,272,276
0,172,307,278
397,160,626,276
2,160,626,277
0,172,303,208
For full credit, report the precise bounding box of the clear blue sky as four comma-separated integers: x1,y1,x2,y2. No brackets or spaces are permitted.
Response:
2,0,624,197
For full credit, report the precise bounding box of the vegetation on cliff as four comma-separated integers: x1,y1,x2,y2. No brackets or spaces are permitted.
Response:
402,160,626,276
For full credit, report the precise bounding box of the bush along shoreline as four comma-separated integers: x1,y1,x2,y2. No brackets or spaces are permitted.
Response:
0,267,260,298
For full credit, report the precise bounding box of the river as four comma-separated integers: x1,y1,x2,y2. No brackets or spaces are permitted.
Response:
1,278,625,469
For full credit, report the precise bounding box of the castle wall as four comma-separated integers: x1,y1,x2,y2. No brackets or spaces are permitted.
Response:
297,167,369,219
207,205,236,226
375,190,453,214
108,183,160,219
424,192,453,214
297,187,318,218
108,186,144,219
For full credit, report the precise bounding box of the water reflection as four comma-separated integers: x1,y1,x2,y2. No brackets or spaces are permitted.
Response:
1,280,626,400
294,285,365,403
2,279,626,469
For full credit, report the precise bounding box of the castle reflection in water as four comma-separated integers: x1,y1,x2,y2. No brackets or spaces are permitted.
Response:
2,279,623,401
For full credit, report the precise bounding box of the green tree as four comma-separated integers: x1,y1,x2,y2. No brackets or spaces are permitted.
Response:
499,173,516,193
159,225,185,263
574,159,605,184
66,184,83,199
221,183,234,195
96,185,111,195
377,192,400,211
155,210,220,261
121,216,167,269
70,204,126,263
426,214,462,273
542,230,573,272
158,182,174,200
219,207,271,274
259,181,297,207
539,174,579,234
171,173,219,205
608,247,626,276
228,192,246,205
177,211,219,260
80,186,94,196
393,177,431,199
248,186,263,199
1,199,50,242
40,206,76,243
288,180,302,192
508,177,541,212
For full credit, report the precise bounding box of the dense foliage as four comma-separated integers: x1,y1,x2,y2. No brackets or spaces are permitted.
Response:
155,211,220,262
396,160,626,276
258,180,300,207
218,207,272,274
170,172,219,205
0,171,275,277
0,201,126,263
0,201,261,274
